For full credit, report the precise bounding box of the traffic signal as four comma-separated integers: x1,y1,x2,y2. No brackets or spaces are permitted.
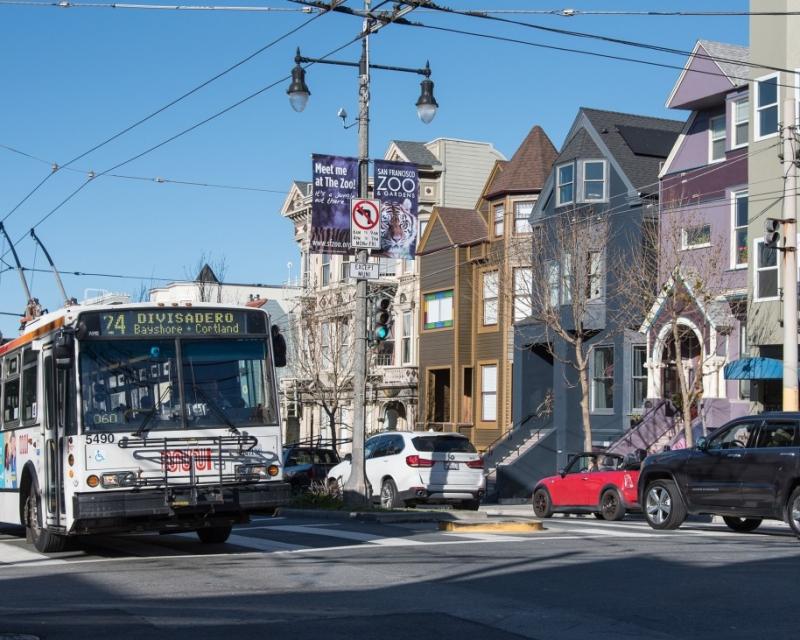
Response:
372,294,392,342
765,218,781,249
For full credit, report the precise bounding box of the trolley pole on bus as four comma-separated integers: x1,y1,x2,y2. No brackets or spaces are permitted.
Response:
288,0,437,507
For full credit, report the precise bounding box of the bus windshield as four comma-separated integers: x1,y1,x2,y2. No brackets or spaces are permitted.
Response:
79,338,277,432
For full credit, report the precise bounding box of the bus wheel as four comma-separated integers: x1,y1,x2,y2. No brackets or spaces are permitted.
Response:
196,525,233,544
24,487,67,553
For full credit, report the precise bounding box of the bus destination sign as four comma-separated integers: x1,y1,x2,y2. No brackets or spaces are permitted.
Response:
80,309,266,338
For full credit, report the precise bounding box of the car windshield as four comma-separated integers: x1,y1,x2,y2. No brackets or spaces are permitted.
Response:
79,338,277,431
287,449,339,465
567,454,623,473
412,435,476,453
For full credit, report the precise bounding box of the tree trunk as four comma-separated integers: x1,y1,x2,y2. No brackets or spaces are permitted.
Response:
575,345,593,451
327,409,338,453
671,322,694,449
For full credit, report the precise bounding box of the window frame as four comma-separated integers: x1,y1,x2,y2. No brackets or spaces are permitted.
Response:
320,253,331,287
423,289,454,331
755,73,780,141
512,267,532,322
731,190,748,269
754,238,780,301
513,200,536,235
587,250,604,300
560,253,572,305
731,97,749,149
708,114,727,163
480,363,498,423
493,204,505,238
556,163,575,207
631,345,648,411
401,310,412,365
681,224,712,250
590,345,614,414
581,159,607,202
481,270,499,326
546,260,560,308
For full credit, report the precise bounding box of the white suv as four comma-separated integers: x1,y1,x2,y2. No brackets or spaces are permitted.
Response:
327,431,485,510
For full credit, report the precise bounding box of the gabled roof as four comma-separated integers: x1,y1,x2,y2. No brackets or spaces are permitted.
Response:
387,140,441,168
196,264,220,283
580,108,683,195
484,125,557,199
666,40,749,110
417,206,487,255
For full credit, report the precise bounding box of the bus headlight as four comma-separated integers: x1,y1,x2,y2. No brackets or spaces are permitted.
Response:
101,472,137,488
236,464,280,479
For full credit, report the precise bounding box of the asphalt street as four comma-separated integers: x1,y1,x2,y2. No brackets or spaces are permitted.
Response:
1,509,799,640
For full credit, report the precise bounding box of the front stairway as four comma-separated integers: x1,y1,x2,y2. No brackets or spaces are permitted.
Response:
606,399,679,457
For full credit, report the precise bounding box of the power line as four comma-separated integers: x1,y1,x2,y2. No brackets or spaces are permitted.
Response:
0,4,329,226
399,1,797,78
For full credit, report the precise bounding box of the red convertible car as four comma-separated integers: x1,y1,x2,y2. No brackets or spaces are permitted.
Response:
532,452,640,521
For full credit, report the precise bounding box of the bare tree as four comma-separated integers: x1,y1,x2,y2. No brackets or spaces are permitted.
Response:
288,293,356,453
185,253,228,303
622,203,732,448
502,207,617,451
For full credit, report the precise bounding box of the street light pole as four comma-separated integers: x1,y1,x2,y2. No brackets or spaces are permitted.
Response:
287,0,437,507
346,2,372,507
782,97,798,412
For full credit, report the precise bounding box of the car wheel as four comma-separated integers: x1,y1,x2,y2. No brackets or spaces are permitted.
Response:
600,489,626,521
643,479,686,530
24,485,67,553
532,488,553,518
722,516,762,533
593,513,604,520
460,499,480,511
380,478,401,509
196,525,232,544
787,486,800,537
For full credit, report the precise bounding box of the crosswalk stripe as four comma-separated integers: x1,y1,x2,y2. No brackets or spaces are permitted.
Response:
224,534,308,552
268,524,426,546
0,541,65,566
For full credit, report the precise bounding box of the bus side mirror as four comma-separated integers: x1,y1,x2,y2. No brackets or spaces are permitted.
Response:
54,330,74,370
271,325,287,368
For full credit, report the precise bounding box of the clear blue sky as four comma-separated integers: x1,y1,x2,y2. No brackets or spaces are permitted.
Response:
0,0,747,337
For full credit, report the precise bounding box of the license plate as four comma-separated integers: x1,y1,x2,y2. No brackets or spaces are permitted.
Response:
445,462,459,470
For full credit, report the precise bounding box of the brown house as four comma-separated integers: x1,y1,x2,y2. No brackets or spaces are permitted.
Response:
416,125,557,450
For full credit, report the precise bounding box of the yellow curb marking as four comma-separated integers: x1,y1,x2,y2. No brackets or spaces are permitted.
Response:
438,521,544,533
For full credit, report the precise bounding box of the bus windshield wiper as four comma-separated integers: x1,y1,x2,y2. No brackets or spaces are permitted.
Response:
133,384,173,439
192,384,240,434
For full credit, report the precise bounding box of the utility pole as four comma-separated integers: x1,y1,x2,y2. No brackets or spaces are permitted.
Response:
344,0,372,507
782,97,799,411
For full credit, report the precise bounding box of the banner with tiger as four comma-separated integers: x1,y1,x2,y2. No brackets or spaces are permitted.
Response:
310,154,359,255
373,160,419,260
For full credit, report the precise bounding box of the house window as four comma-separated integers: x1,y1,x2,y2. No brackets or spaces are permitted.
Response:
756,74,779,139
709,115,726,162
546,260,559,307
320,321,331,366
632,345,647,410
587,251,603,300
738,320,750,400
424,290,454,329
482,270,499,325
682,224,711,249
514,200,535,234
481,364,497,422
591,346,614,411
493,204,505,237
755,239,779,300
561,253,572,304
733,98,749,148
732,191,748,268
556,163,574,206
583,160,606,201
513,268,532,321
321,254,331,286
340,255,350,281
401,311,412,364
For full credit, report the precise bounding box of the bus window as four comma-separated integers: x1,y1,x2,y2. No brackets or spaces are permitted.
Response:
3,377,19,425
181,339,277,428
22,349,38,423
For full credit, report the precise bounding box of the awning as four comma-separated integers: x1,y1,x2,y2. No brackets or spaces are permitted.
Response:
724,357,784,380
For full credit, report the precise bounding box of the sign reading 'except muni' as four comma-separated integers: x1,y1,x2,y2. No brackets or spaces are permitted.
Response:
79,309,268,338
310,154,359,255
373,159,419,259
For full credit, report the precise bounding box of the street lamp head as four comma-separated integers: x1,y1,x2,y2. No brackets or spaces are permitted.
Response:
287,49,310,113
415,62,438,124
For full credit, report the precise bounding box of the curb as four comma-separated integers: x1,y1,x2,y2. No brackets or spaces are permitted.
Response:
274,507,489,524
438,520,544,533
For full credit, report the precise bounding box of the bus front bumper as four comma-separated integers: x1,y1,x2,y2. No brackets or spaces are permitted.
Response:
72,481,290,529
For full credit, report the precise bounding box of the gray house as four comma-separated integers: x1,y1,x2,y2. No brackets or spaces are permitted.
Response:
504,108,683,497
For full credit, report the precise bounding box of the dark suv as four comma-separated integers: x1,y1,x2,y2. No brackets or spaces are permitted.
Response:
638,413,800,536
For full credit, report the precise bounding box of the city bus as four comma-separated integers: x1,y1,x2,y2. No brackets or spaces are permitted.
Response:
0,302,290,552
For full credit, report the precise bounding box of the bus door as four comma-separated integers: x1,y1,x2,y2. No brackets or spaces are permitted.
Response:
42,350,65,527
